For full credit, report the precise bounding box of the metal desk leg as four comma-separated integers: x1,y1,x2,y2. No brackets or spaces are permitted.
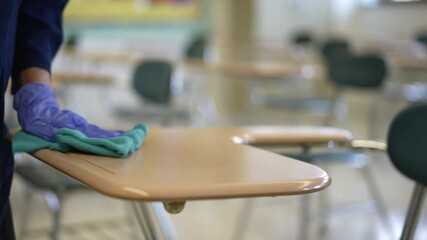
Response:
298,194,311,240
132,202,179,240
152,202,179,240
132,202,159,240
45,190,62,240
360,163,394,239
231,198,256,240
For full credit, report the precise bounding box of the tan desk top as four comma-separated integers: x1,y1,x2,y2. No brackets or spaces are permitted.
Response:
52,71,115,85
182,59,302,78
32,126,347,202
62,48,144,64
393,56,427,71
232,125,352,146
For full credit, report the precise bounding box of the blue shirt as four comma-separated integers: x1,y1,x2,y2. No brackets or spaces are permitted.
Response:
1,0,67,221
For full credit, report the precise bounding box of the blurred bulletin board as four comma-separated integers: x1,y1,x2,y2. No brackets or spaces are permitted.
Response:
64,0,200,22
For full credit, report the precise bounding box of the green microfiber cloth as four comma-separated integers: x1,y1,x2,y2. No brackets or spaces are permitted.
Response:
12,124,148,158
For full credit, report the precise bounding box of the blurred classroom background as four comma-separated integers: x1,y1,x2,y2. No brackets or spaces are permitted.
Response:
5,0,427,239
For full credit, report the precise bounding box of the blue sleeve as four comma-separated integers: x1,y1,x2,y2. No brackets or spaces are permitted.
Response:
11,0,68,93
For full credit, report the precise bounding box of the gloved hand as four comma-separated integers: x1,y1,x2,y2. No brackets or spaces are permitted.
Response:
14,83,124,142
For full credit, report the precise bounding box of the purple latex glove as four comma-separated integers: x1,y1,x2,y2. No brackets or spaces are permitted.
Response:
14,83,125,142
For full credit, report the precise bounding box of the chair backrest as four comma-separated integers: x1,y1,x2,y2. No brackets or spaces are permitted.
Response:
387,103,427,185
132,61,173,104
321,39,350,61
292,31,313,46
65,33,79,50
328,54,387,88
185,35,207,60
415,31,427,47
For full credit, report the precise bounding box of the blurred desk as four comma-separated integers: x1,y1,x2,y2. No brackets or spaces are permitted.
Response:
60,49,304,78
393,56,427,71
62,48,144,64
30,126,337,239
52,71,115,85
182,59,303,78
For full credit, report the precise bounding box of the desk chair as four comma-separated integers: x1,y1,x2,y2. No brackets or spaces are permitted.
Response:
182,35,222,125
115,60,190,126
234,54,391,240
318,54,390,238
387,103,427,240
326,54,387,137
14,155,87,240
247,39,352,123
132,60,190,125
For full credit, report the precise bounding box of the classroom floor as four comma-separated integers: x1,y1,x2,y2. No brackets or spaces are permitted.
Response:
8,73,427,240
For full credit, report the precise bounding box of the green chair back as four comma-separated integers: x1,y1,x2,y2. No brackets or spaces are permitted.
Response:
416,32,427,47
292,31,313,46
321,40,350,61
329,55,387,88
132,61,173,104
65,34,79,49
185,35,206,59
387,103,427,185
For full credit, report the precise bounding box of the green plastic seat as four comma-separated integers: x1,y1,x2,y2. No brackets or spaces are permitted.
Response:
387,103,427,240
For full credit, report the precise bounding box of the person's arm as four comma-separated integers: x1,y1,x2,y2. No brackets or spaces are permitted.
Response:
11,0,68,92
11,0,125,142
16,67,50,86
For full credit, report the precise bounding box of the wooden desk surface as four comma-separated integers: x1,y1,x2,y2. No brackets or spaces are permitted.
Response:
52,71,115,85
62,48,144,64
393,56,427,71
182,59,302,78
32,126,346,202
232,125,352,146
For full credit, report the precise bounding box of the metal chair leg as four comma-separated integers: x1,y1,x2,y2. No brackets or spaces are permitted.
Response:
323,86,341,127
360,164,395,239
18,184,33,240
400,183,426,240
151,202,178,240
317,164,330,240
44,191,62,240
366,95,380,139
298,194,311,240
